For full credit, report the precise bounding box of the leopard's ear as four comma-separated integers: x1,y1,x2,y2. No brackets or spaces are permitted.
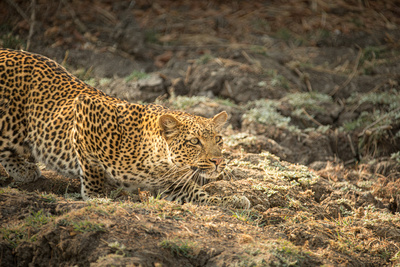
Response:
159,114,181,139
212,111,228,130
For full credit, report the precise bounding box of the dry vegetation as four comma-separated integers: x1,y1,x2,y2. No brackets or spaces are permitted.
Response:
1,0,400,266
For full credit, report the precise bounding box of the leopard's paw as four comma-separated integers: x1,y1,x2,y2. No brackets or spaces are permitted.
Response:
12,162,41,183
206,196,222,206
205,195,251,209
223,195,251,209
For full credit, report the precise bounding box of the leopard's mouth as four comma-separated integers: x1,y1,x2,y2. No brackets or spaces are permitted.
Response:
189,166,220,177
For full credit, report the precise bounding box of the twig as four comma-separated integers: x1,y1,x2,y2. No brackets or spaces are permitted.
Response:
241,50,262,71
241,50,254,64
26,0,36,50
93,4,118,25
293,67,312,92
304,74,312,92
184,65,192,85
224,80,233,98
347,134,357,157
344,158,357,165
6,0,30,23
301,108,323,127
61,0,88,32
330,46,363,96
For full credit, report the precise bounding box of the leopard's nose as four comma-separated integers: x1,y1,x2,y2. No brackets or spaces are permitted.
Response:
210,157,223,166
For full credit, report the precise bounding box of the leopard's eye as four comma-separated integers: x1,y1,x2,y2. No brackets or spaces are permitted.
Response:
190,138,200,145
215,136,222,143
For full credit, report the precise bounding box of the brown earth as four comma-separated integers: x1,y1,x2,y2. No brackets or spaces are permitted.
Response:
1,1,400,266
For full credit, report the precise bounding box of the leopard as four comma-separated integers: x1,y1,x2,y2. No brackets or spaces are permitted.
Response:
0,48,250,209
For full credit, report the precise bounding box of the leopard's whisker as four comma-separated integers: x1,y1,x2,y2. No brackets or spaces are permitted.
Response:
159,167,193,198
175,169,199,196
165,167,193,192
191,170,201,186
198,171,208,186
223,168,236,181
173,168,196,188
161,165,190,179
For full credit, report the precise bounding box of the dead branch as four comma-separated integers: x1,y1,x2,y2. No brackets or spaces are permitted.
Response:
26,0,36,50
61,0,88,32
301,108,323,127
330,46,363,96
6,0,30,23
293,67,312,92
347,134,357,157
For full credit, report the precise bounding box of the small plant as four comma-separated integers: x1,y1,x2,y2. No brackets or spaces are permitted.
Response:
268,239,308,266
232,210,263,226
40,193,58,203
160,238,197,258
251,18,270,33
250,45,268,56
0,227,27,248
86,197,112,205
391,152,400,163
315,29,331,41
64,192,82,200
0,210,53,248
72,220,106,233
243,99,293,128
84,77,97,87
266,69,289,89
99,77,112,86
341,111,375,132
25,210,52,228
224,132,257,148
357,180,373,189
360,46,385,65
168,95,209,110
284,92,333,118
215,97,237,107
144,29,159,44
73,66,94,81
109,187,124,200
252,183,278,197
275,28,292,42
108,241,127,256
390,250,400,263
125,70,150,82
348,90,400,108
1,33,24,49
339,217,354,227
274,28,304,46
342,90,400,157
196,54,214,64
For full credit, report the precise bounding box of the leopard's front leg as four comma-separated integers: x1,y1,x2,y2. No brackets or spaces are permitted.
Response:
77,157,106,200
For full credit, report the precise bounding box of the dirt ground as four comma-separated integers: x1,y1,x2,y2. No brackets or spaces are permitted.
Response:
1,0,400,266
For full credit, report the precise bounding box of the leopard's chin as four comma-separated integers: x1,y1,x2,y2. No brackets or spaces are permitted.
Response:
198,169,222,179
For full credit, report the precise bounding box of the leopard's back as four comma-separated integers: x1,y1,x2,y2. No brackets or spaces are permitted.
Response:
0,49,112,178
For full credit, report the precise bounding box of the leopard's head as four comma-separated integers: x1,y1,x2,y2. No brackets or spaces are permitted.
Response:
159,111,228,181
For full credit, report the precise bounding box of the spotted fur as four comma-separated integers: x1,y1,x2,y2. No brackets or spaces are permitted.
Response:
0,49,250,209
